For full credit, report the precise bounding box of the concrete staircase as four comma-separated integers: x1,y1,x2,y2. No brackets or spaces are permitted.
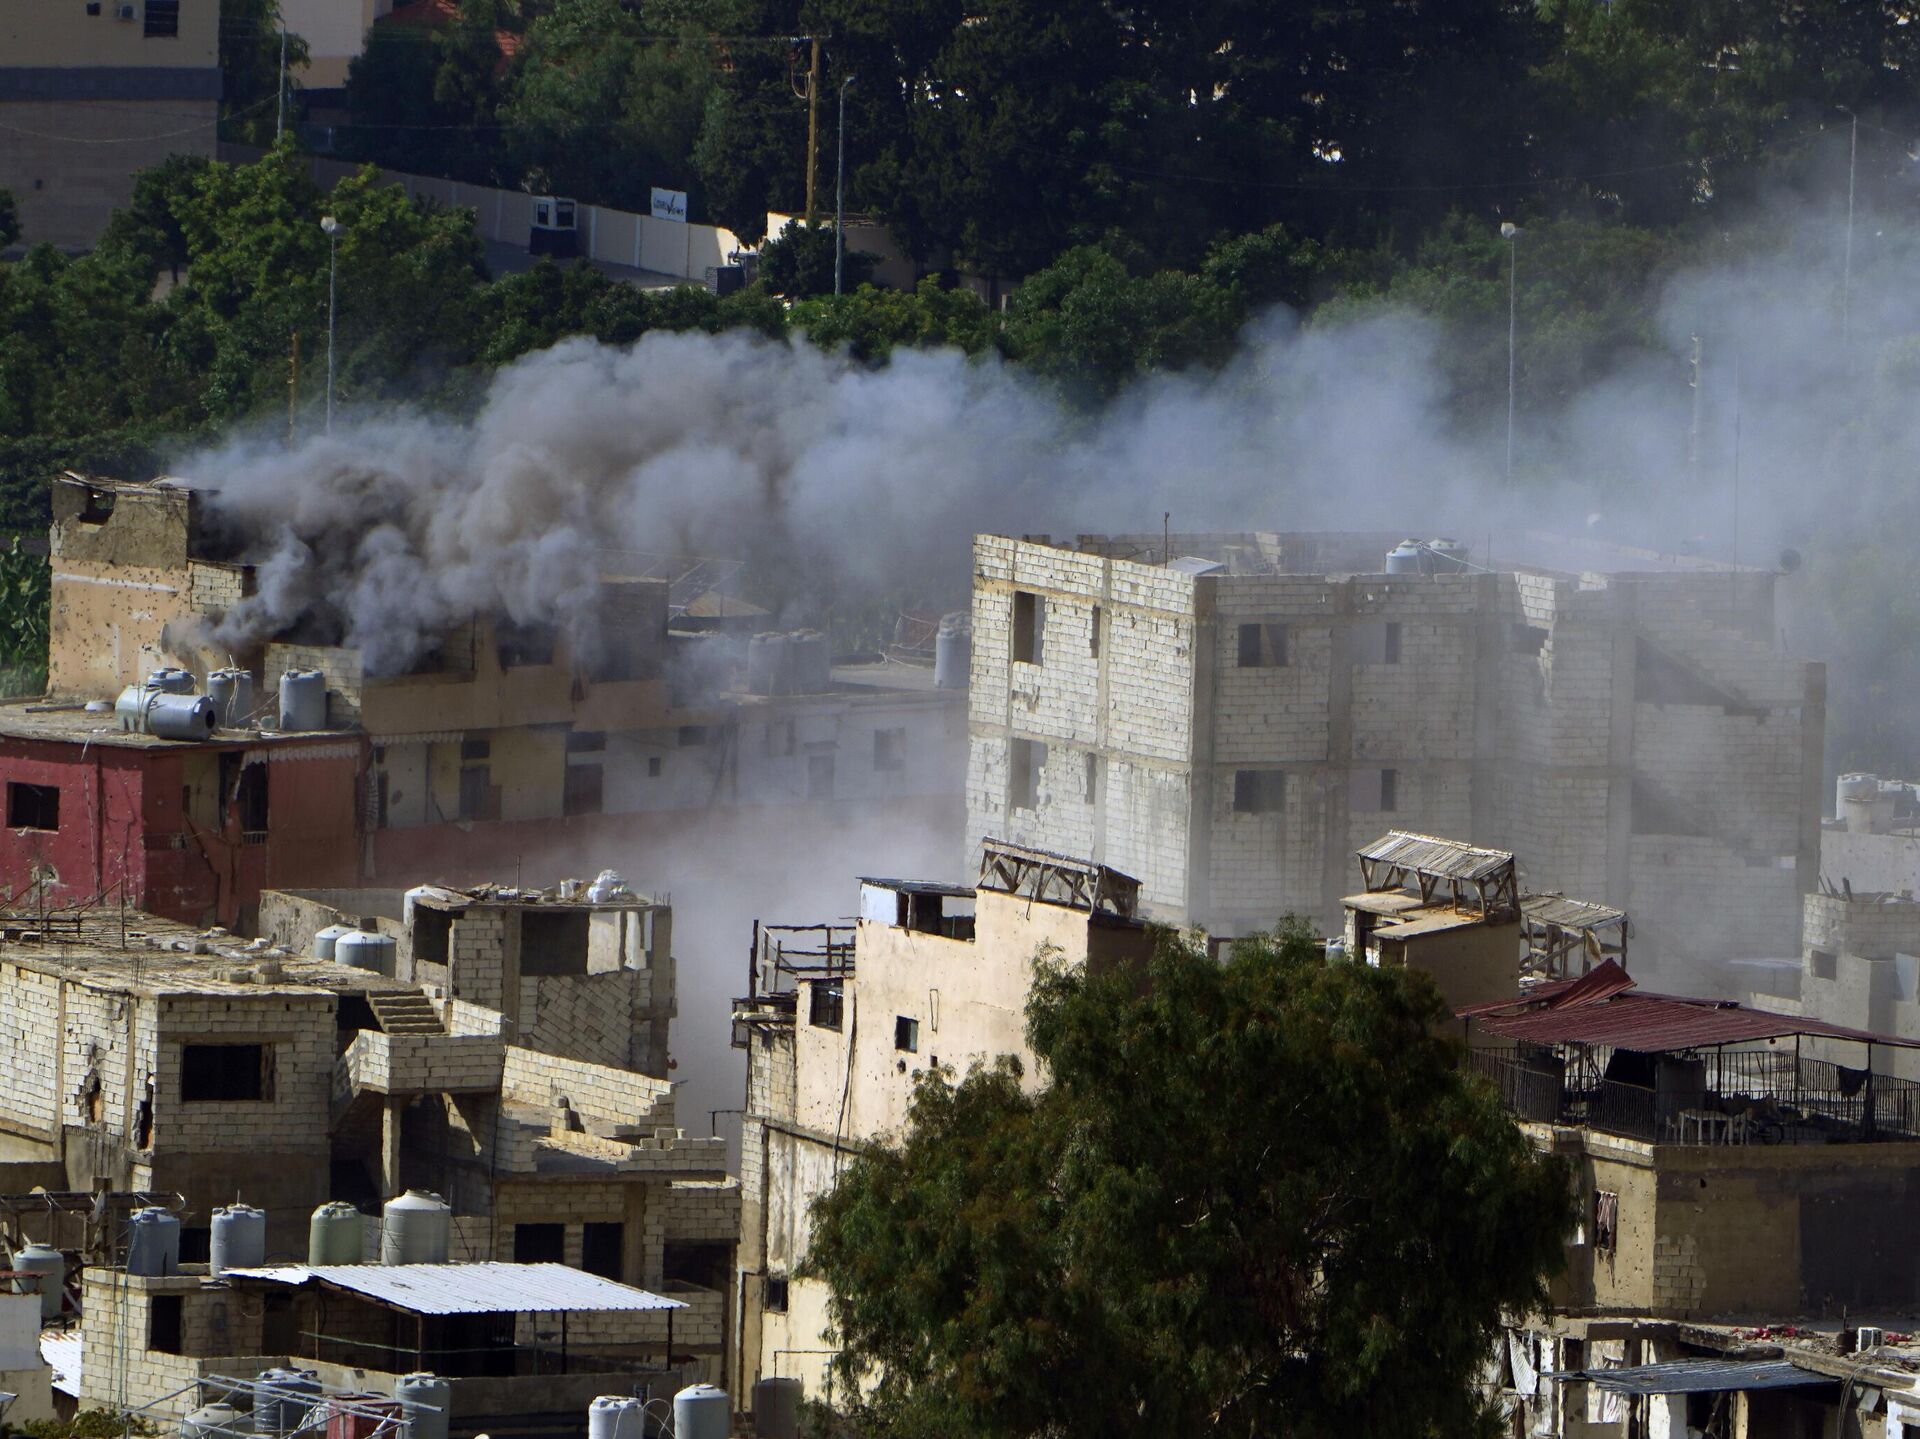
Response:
370,990,445,1035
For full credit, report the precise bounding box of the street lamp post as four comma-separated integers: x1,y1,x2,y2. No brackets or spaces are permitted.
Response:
1501,220,1521,484
321,215,340,433
834,75,856,296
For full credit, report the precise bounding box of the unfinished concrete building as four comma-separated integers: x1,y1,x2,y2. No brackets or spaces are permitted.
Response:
964,532,1823,976
0,875,738,1387
729,840,1152,1407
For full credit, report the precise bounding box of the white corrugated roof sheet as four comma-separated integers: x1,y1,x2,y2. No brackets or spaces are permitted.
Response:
221,1263,686,1316
40,1330,82,1396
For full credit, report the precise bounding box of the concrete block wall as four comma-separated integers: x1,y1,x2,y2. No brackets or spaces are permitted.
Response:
448,909,510,1012
187,562,247,617
1804,893,1920,960
500,1045,675,1132
518,970,652,1072
152,993,334,1154
263,644,366,728
0,965,62,1140
663,1179,740,1243
61,983,147,1138
345,1030,505,1094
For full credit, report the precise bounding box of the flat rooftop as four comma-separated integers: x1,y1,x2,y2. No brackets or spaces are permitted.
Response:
0,908,415,997
1029,530,1766,581
0,701,344,750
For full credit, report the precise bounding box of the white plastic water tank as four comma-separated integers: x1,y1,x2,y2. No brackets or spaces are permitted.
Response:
181,1403,250,1439
11,1242,64,1320
309,1202,365,1265
752,1377,802,1439
785,630,830,694
312,924,355,961
381,1190,451,1264
1426,537,1471,572
745,633,788,695
335,931,397,975
126,1207,181,1276
210,1204,266,1275
672,1386,729,1439
278,669,328,731
933,612,971,690
586,1397,647,1439
1384,540,1426,574
395,1373,450,1439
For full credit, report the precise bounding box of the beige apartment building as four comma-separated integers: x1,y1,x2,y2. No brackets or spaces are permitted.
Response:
0,0,220,250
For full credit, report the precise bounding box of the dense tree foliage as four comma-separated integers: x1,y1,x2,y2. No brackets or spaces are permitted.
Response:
804,926,1573,1439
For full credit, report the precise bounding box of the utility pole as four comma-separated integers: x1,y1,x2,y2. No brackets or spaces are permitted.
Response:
834,75,855,295
276,28,288,142
804,37,822,224
1842,109,1858,348
288,330,299,442
1501,221,1520,484
1686,333,1703,491
321,216,340,433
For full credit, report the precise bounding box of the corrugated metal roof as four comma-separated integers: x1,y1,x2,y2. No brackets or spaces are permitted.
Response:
39,1330,82,1396
1458,958,1638,1017
1358,831,1514,882
221,1263,686,1316
1521,894,1627,929
1562,1360,1832,1396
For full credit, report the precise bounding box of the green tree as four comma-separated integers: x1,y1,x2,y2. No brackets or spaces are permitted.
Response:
221,0,308,145
806,926,1572,1439
0,189,18,250
789,278,998,362
758,222,874,298
0,537,49,697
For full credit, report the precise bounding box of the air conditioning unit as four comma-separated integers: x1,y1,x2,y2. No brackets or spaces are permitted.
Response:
1859,1327,1886,1350
116,3,135,17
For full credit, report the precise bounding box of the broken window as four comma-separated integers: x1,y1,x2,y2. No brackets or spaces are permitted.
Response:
1009,738,1046,810
180,1044,272,1102
894,1016,920,1053
150,1295,183,1354
413,907,452,966
807,752,836,799
6,782,59,831
563,762,604,817
1594,1190,1618,1255
513,1223,566,1264
78,487,115,524
496,619,557,669
1233,770,1286,815
1511,622,1548,655
582,1222,624,1280
234,762,269,834
1012,591,1045,665
520,909,591,976
1811,948,1838,980
809,982,844,1032
874,729,906,772
1237,622,1289,668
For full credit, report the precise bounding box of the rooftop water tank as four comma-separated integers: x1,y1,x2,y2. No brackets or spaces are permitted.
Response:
182,1402,251,1439
753,1377,802,1439
210,1204,266,1276
312,924,355,962
1384,540,1426,574
253,1369,323,1434
334,931,397,976
1425,537,1471,572
116,686,219,740
395,1374,450,1439
786,630,830,694
673,1386,729,1439
381,1190,451,1265
126,1206,181,1277
146,666,195,694
11,1241,64,1320
933,613,971,691
278,669,328,732
1838,772,1880,804
586,1397,646,1439
745,633,788,696
309,1202,365,1265
208,668,256,728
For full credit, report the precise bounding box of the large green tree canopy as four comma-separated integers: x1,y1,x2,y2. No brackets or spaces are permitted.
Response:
805,926,1573,1439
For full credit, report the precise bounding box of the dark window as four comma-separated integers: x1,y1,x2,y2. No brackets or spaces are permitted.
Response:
521,909,590,975
1511,622,1548,655
513,1223,566,1264
496,619,556,668
678,726,707,746
1233,770,1285,815
873,729,905,772
1012,591,1044,665
809,983,844,1031
1009,738,1045,810
1811,949,1838,980
178,1227,210,1265
144,0,178,36
180,1043,270,1102
460,737,490,761
150,1294,182,1352
807,753,835,799
646,756,662,777
764,1275,789,1312
1380,768,1397,813
581,1222,624,1280
87,4,102,17
894,1015,919,1053
1237,623,1288,668
1353,621,1402,665
563,763,604,817
79,487,115,523
1384,621,1401,664
6,782,59,831
413,907,452,966
234,762,269,834
566,730,605,753
458,765,497,821
1089,605,1102,658
662,1240,731,1290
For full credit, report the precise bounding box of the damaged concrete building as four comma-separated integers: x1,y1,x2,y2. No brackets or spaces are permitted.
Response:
728,840,1152,1406
5,473,965,922
963,531,1823,978
0,874,739,1396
